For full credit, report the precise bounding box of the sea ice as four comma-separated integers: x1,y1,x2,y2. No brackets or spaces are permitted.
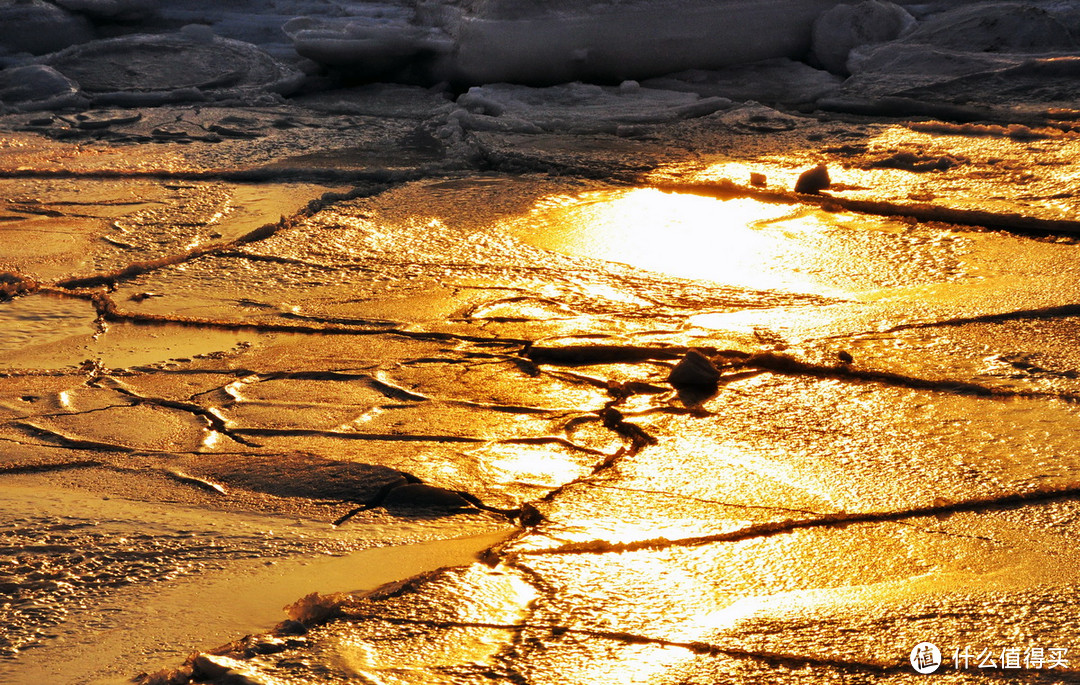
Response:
641,58,843,107
275,0,843,85
822,1,1080,117
0,65,85,112
0,0,93,56
42,34,304,106
52,0,155,20
283,13,452,79
443,0,843,84
811,0,915,74
901,2,1079,52
452,82,732,134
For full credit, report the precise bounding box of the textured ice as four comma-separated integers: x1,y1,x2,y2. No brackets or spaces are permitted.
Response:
272,0,844,84
283,12,452,77
811,0,915,74
640,59,843,107
52,0,155,20
42,34,304,106
452,82,731,134
434,0,843,84
901,2,1080,52
0,65,85,112
820,2,1080,116
0,0,93,56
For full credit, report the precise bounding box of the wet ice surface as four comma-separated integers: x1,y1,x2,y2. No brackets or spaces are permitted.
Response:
3,3,1080,683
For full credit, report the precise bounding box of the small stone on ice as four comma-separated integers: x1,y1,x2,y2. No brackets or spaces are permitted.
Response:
667,349,721,388
795,163,831,194
750,172,767,187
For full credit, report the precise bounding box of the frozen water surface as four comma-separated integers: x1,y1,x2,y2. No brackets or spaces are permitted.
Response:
1,1,1080,683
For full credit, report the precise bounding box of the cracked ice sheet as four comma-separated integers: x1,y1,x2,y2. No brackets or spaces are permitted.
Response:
103,176,844,349
0,94,454,174
0,175,345,282
223,373,1080,684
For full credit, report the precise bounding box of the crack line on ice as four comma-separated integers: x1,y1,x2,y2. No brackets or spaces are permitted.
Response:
518,484,1080,556
661,179,1080,238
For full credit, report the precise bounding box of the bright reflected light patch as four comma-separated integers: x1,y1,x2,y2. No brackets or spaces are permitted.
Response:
511,188,829,293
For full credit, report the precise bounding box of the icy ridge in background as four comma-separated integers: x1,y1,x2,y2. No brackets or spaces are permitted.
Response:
2,1,1080,120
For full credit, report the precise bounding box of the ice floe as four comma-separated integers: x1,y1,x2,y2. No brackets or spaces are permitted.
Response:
451,81,732,134
41,34,304,106
0,0,1077,119
0,65,85,112
821,2,1080,117
270,0,846,85
53,0,155,20
431,0,843,84
640,59,842,108
810,0,915,74
0,0,93,56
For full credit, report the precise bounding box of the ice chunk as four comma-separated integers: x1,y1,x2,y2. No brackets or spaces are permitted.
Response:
454,82,731,134
641,58,843,107
284,14,452,78
0,65,86,112
0,0,93,55
52,0,156,20
811,0,915,74
903,3,1078,53
441,0,844,85
43,34,304,106
280,0,842,85
820,3,1080,117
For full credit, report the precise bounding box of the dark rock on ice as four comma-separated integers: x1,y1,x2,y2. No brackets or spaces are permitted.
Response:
795,163,831,194
0,0,93,56
667,349,721,388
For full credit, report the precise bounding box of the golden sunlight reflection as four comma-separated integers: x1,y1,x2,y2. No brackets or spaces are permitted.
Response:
511,188,837,293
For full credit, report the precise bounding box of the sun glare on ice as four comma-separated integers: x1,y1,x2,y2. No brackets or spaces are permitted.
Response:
515,188,829,294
